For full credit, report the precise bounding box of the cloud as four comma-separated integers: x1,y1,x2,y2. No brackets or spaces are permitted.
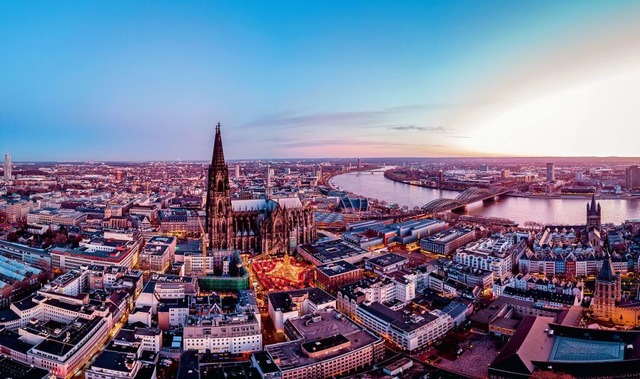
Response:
241,103,462,130
277,139,391,149
242,111,383,129
384,103,459,112
387,125,450,132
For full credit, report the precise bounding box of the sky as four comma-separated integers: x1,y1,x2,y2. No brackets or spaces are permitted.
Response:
1,0,640,161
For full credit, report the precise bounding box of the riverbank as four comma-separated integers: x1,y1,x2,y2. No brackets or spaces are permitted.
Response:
383,170,465,192
508,192,640,200
382,169,640,201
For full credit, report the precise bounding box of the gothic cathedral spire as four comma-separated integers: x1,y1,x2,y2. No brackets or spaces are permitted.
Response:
206,123,233,251
212,122,226,169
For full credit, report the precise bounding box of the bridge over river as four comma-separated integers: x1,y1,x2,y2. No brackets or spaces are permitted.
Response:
422,186,518,214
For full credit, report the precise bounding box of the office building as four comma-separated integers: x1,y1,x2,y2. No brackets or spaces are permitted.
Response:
4,153,12,181
420,227,477,255
183,311,262,354
51,236,142,272
356,302,452,351
138,236,176,273
267,288,336,332
627,165,640,190
254,309,383,379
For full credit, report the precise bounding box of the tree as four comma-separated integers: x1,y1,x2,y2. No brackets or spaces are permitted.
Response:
53,233,68,247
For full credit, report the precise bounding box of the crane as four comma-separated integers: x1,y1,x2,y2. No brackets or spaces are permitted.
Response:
196,210,207,256
196,172,208,256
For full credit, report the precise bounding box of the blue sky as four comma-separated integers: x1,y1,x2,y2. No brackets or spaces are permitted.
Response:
1,1,640,160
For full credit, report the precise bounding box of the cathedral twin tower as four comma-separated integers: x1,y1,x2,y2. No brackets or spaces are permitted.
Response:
205,123,316,255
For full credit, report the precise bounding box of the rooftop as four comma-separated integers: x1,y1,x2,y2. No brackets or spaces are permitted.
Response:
358,301,439,333
268,287,335,313
32,317,104,358
0,356,48,379
316,260,360,277
422,227,474,244
366,253,407,268
267,309,380,371
298,239,369,264
147,236,176,245
91,350,136,373
550,336,624,363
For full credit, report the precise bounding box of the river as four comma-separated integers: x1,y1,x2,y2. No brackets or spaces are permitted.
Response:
329,169,640,225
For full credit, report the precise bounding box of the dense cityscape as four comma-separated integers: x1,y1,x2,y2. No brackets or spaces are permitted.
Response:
4,1,640,378
1,125,640,379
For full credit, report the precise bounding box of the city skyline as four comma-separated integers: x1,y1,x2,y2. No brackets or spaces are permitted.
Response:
2,1,640,160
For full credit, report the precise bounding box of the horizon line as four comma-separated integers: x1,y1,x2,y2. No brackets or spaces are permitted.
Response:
7,155,640,164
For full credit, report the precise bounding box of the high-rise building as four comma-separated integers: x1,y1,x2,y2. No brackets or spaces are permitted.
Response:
235,164,241,179
546,162,555,182
626,165,640,190
357,157,361,172
265,164,271,198
4,153,12,181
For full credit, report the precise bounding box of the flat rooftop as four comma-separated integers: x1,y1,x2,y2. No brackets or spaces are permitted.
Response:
32,317,104,358
267,309,379,371
147,236,175,245
268,288,335,313
550,336,625,363
366,253,407,268
316,260,359,277
302,334,350,354
422,227,473,244
299,239,369,264
0,356,48,379
91,351,135,372
359,302,438,333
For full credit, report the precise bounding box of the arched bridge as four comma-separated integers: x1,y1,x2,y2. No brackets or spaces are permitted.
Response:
422,186,514,214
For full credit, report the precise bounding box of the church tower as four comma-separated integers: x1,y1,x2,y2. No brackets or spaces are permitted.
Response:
205,123,234,250
586,193,602,231
592,251,621,320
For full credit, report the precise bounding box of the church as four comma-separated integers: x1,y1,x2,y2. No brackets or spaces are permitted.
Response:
585,193,603,246
205,123,316,255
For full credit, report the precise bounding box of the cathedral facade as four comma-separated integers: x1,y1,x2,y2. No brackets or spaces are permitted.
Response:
205,123,316,255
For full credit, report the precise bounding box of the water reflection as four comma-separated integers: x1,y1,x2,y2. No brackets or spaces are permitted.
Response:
330,171,640,225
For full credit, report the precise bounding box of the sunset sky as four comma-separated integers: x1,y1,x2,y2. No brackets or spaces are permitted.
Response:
2,1,640,161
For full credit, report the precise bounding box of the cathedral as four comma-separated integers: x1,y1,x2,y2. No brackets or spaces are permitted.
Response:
205,123,316,255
